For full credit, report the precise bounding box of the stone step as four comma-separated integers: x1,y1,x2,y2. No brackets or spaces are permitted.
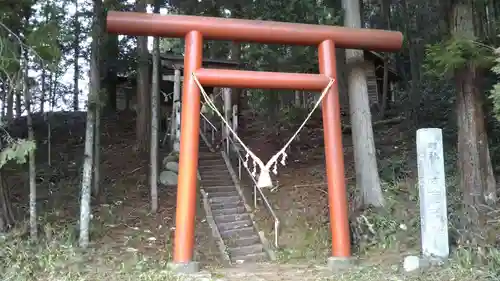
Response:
199,166,229,173
229,244,264,258
202,185,236,193
199,172,232,179
198,153,218,157
216,219,253,232
198,150,269,264
213,213,251,224
220,226,256,240
200,175,232,181
206,191,239,199
198,152,219,157
201,180,234,186
199,158,223,163
211,206,246,216
200,172,232,178
202,180,235,187
224,234,261,248
199,158,225,162
231,251,268,263
198,164,227,169
209,195,241,204
199,162,227,168
211,200,244,210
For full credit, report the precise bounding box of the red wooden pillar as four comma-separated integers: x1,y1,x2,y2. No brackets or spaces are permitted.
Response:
318,40,351,259
173,30,203,264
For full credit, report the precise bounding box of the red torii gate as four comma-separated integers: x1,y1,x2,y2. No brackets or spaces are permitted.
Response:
107,11,402,270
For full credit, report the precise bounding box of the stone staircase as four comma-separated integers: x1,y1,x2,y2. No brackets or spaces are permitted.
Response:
198,141,269,264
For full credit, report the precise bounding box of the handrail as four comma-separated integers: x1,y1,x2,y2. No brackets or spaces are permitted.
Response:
200,112,217,145
226,133,280,249
199,116,280,248
201,112,218,132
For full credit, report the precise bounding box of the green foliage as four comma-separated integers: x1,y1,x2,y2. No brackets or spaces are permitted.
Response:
0,138,36,168
424,37,495,78
489,47,500,121
247,90,280,116
25,21,62,67
0,37,21,76
159,38,184,56
200,103,215,118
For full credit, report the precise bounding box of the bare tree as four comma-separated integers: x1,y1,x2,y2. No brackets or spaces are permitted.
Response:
79,0,102,248
72,1,81,112
93,2,106,198
21,61,37,239
135,0,150,151
150,0,161,213
378,0,391,119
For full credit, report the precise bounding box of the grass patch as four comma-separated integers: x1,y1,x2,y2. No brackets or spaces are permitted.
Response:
320,262,492,281
274,216,332,262
0,226,180,281
259,162,500,280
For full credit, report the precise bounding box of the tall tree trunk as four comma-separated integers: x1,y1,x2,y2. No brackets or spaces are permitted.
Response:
0,82,5,118
105,34,119,111
330,0,348,112
400,0,421,126
105,38,118,111
79,0,101,248
230,42,241,130
150,0,161,213
231,3,243,133
378,0,391,119
453,2,496,245
6,81,13,122
49,72,56,111
73,7,80,112
102,0,118,112
15,91,21,118
342,0,384,208
486,0,496,42
93,0,105,198
94,104,101,197
135,0,150,151
22,59,37,239
40,1,48,114
0,170,15,232
471,1,496,204
40,69,46,113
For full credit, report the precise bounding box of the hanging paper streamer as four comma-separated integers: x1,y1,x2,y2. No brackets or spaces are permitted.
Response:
192,73,334,189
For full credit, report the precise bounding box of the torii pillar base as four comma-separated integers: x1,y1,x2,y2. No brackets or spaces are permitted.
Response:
327,256,355,271
167,261,200,274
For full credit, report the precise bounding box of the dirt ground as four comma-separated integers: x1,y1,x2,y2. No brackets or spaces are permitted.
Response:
0,110,489,281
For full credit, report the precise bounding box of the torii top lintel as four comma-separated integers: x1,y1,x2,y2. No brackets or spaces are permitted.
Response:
107,11,403,52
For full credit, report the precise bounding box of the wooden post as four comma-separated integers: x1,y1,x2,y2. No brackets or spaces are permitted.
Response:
223,87,232,153
171,69,181,152
232,104,238,133
150,35,160,213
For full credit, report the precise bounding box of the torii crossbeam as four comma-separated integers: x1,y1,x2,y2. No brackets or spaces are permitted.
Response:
106,11,403,271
